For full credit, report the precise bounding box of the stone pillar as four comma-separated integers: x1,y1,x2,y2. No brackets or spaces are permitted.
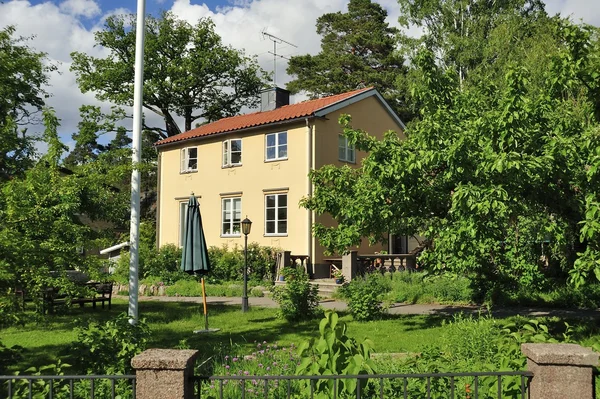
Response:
132,349,199,399
522,343,599,399
342,250,358,281
276,251,291,279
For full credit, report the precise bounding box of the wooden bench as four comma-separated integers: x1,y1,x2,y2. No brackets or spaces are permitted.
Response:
44,282,113,313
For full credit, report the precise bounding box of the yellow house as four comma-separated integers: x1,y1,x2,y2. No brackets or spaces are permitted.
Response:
154,87,413,277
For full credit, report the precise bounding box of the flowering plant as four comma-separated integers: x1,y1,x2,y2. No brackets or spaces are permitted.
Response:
333,269,344,281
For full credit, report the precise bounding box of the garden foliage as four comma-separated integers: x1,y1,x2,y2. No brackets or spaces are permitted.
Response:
340,274,390,321
302,18,600,296
296,311,376,398
71,313,150,375
271,267,320,322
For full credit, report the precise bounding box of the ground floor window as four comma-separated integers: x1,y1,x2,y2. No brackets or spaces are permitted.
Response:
179,201,188,246
265,193,287,235
222,197,242,236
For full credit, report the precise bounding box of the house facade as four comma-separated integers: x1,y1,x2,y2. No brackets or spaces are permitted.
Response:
154,87,417,277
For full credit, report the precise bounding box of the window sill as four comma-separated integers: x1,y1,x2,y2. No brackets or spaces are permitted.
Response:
264,158,288,163
264,234,288,237
222,164,243,169
180,170,198,174
221,234,241,238
338,159,356,164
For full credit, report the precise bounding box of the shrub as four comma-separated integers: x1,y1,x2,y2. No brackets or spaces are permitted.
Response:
250,287,265,297
296,311,376,396
345,274,391,321
71,313,150,374
387,271,474,304
271,267,320,322
208,243,279,282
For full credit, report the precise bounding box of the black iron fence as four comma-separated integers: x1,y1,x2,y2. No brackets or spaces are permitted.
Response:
0,374,135,399
194,371,533,399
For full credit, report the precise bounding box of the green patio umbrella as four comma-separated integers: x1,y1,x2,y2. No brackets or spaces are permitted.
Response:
180,194,217,332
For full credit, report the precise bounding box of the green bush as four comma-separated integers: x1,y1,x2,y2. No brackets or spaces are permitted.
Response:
71,313,150,375
164,280,266,297
271,267,320,321
386,271,473,304
344,274,391,321
208,243,278,282
296,311,376,396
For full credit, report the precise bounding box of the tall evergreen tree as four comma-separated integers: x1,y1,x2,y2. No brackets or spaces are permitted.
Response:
286,0,411,120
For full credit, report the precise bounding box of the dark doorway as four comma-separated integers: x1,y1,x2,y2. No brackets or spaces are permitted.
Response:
393,235,409,254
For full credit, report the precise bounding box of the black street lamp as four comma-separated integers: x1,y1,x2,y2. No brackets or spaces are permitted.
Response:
241,217,252,312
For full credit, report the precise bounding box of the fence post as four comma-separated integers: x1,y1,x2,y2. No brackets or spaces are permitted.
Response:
132,348,199,399
522,343,598,399
342,250,358,281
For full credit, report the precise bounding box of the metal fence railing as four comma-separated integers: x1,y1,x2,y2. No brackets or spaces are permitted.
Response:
194,371,533,399
0,374,136,399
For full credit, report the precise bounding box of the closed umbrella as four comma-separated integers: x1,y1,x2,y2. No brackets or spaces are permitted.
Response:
181,194,217,332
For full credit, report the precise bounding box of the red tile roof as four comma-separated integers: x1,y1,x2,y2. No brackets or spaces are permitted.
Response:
155,87,374,146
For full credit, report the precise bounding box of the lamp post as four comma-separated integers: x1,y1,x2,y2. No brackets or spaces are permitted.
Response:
241,217,252,312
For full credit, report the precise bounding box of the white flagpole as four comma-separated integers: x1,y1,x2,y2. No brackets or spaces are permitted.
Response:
128,0,146,324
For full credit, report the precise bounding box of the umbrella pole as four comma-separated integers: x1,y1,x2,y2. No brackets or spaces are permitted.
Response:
201,277,208,330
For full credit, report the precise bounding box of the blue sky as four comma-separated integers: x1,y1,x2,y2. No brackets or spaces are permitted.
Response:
1,0,599,150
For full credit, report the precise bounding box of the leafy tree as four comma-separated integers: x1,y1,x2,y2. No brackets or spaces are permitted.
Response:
397,0,547,88
71,12,268,139
64,105,128,168
286,0,411,120
0,109,130,313
302,19,600,297
0,26,54,180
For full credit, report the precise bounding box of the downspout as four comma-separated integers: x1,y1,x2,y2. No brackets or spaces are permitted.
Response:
156,151,162,249
306,118,314,272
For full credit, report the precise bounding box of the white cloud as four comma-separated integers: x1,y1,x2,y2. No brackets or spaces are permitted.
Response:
544,0,600,26
170,0,347,94
1,0,599,153
59,0,101,18
0,1,120,147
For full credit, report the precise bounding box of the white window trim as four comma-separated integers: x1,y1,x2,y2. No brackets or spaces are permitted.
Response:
264,193,288,236
180,146,198,173
221,197,242,237
222,139,242,167
265,132,288,162
338,135,356,163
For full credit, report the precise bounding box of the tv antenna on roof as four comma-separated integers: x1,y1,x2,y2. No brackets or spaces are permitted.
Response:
261,29,297,87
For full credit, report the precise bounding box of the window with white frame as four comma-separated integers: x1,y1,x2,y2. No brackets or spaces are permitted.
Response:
223,139,242,167
338,135,355,163
265,194,287,235
265,132,287,161
179,201,188,246
221,197,242,236
180,147,198,172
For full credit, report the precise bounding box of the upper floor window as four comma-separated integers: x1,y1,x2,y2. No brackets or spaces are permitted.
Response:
265,193,287,235
338,135,355,163
222,197,242,236
265,132,287,161
180,147,198,173
223,139,242,167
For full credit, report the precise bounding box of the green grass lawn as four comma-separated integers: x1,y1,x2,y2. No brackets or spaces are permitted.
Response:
1,299,448,373
4,298,600,375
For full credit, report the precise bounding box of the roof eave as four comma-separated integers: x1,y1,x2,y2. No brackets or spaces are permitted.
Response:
314,88,406,130
154,115,317,149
